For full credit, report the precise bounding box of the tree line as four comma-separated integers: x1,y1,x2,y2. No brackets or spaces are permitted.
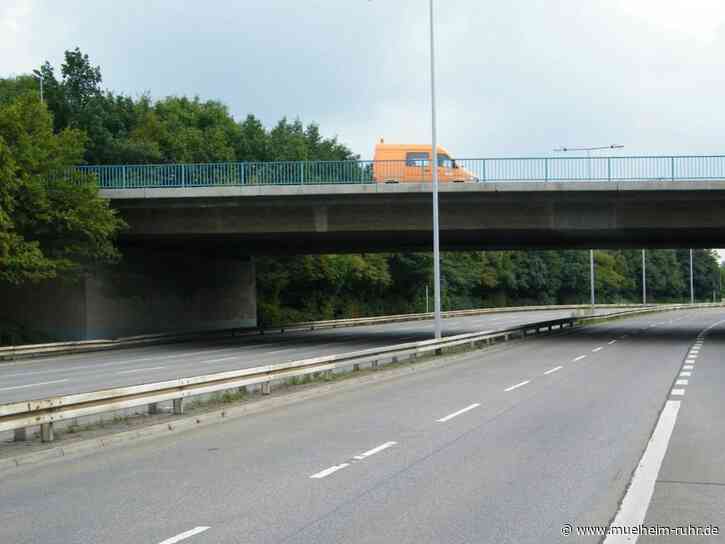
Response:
1,48,723,336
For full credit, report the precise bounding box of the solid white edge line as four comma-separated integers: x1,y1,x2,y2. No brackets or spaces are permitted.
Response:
504,380,530,392
603,400,681,544
310,463,350,479
353,441,397,460
437,403,481,423
671,388,685,396
0,379,70,392
573,355,587,362
544,366,563,375
158,526,211,544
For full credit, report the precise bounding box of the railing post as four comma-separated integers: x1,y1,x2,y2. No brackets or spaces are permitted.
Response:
148,403,159,415
240,162,245,186
14,428,27,442
300,162,305,185
482,159,486,182
544,158,548,182
607,157,611,182
671,156,675,181
40,422,54,443
180,165,185,188
122,165,127,189
261,381,271,395
173,398,184,415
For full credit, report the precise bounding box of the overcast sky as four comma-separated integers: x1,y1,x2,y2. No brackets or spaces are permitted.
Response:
3,1,725,259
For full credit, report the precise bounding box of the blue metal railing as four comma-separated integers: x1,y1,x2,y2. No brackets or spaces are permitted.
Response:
76,155,725,189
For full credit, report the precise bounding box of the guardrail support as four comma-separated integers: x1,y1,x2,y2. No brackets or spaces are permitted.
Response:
40,423,54,443
261,381,271,395
173,398,184,415
148,403,159,415
353,363,360,371
371,360,379,369
13,428,27,441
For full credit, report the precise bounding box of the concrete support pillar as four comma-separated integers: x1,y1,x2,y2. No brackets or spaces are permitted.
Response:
172,398,184,415
40,423,54,443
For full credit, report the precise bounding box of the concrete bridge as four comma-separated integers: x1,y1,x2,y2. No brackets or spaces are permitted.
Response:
5,156,725,342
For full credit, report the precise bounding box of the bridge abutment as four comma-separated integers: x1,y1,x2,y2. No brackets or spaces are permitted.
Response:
0,250,256,342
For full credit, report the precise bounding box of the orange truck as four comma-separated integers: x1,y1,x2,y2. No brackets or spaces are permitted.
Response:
372,141,477,183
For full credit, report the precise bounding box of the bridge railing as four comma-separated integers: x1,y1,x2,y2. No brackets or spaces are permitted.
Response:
79,155,725,189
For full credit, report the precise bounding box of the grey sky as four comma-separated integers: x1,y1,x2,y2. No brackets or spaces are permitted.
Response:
4,0,725,161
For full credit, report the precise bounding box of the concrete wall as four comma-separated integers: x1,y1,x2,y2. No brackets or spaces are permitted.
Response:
0,251,256,342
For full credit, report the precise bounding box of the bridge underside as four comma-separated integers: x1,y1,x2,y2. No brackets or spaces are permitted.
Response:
106,181,725,254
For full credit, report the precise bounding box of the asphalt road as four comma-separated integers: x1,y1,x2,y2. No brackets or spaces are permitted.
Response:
0,308,721,543
0,308,614,403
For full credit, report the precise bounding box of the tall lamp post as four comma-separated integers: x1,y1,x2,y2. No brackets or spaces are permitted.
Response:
369,0,443,338
429,0,442,339
690,249,695,304
554,145,624,308
642,249,647,305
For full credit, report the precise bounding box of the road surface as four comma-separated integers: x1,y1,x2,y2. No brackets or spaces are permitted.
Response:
0,308,721,543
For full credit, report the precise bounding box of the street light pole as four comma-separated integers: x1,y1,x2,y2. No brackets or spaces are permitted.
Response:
553,145,624,309
642,249,647,304
429,0,442,339
590,249,595,308
690,249,694,304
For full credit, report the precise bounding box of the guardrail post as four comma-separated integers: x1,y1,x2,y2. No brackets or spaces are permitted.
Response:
353,363,360,371
148,403,159,415
173,398,184,415
372,360,379,369
40,423,54,443
261,381,271,395
14,428,27,441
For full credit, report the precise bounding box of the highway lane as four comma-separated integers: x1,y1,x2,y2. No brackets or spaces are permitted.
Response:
0,308,720,544
0,308,617,403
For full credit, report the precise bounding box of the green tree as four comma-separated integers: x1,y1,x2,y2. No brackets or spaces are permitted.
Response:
0,95,124,284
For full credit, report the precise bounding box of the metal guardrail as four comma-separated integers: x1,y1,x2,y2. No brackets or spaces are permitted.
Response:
0,304,653,361
3,303,717,443
75,155,725,188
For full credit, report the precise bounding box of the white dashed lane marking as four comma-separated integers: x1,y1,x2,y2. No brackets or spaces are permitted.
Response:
310,464,350,479
354,441,397,460
437,404,480,423
592,347,603,352
573,355,587,362
544,366,563,375
671,388,685,396
505,380,530,392
157,526,210,544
